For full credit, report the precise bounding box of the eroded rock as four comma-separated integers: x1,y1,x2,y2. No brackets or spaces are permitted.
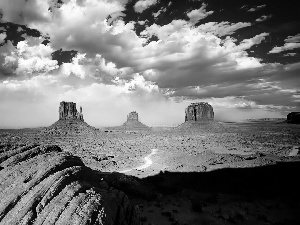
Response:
0,144,140,225
185,102,214,122
59,101,84,121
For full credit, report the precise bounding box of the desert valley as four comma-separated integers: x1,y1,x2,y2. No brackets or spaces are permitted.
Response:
0,101,299,225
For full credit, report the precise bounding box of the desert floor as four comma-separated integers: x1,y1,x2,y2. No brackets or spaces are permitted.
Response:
1,120,300,225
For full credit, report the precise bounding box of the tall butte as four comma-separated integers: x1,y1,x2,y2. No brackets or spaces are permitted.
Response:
177,102,223,131
43,101,97,135
185,102,214,122
59,101,84,121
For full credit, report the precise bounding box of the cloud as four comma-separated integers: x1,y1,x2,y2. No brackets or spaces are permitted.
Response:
284,53,297,56
256,15,272,22
0,0,50,24
248,4,266,12
198,22,251,36
0,32,6,43
134,0,158,13
187,3,214,24
0,38,58,78
269,43,300,53
285,33,300,43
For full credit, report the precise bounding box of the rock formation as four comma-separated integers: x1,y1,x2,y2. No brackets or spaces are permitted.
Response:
59,101,84,121
185,102,214,122
287,112,300,124
42,101,97,135
177,102,225,131
127,111,139,121
108,112,149,131
121,111,149,130
0,144,140,224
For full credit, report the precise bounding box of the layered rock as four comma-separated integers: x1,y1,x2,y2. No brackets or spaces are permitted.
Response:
185,102,214,122
59,101,84,121
287,112,300,124
0,144,140,224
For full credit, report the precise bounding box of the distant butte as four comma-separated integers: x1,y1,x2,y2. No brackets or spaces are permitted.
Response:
120,111,149,130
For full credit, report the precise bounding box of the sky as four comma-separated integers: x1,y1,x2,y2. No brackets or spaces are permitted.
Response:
0,0,299,128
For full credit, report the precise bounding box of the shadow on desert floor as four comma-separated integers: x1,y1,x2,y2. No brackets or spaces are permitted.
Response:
105,161,300,225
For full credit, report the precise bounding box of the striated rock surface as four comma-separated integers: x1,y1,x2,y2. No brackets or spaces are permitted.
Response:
59,101,84,121
185,102,214,122
0,144,140,225
287,112,300,124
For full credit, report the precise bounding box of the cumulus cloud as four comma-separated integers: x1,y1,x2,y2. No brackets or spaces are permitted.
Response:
1,38,58,77
285,33,300,43
187,3,213,24
134,0,158,13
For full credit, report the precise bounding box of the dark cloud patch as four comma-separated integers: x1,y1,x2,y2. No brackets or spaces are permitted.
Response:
0,22,41,46
51,49,78,66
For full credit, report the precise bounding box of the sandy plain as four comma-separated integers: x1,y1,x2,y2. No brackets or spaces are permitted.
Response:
1,119,300,225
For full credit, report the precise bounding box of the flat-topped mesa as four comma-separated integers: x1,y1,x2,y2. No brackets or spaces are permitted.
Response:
127,111,139,121
185,102,214,122
59,101,84,121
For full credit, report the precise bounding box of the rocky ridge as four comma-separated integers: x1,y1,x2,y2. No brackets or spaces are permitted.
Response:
0,144,140,225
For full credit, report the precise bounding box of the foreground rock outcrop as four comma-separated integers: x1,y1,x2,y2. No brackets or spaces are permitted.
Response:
287,112,300,124
185,102,214,122
0,144,140,224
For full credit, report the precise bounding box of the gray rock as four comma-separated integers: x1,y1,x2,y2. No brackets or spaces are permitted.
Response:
0,144,140,225
59,101,84,121
185,102,214,122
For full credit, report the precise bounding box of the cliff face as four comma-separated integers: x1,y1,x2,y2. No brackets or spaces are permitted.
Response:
127,111,139,121
59,101,84,121
185,102,214,122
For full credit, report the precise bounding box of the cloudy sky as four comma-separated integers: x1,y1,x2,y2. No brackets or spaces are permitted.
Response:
0,0,299,128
